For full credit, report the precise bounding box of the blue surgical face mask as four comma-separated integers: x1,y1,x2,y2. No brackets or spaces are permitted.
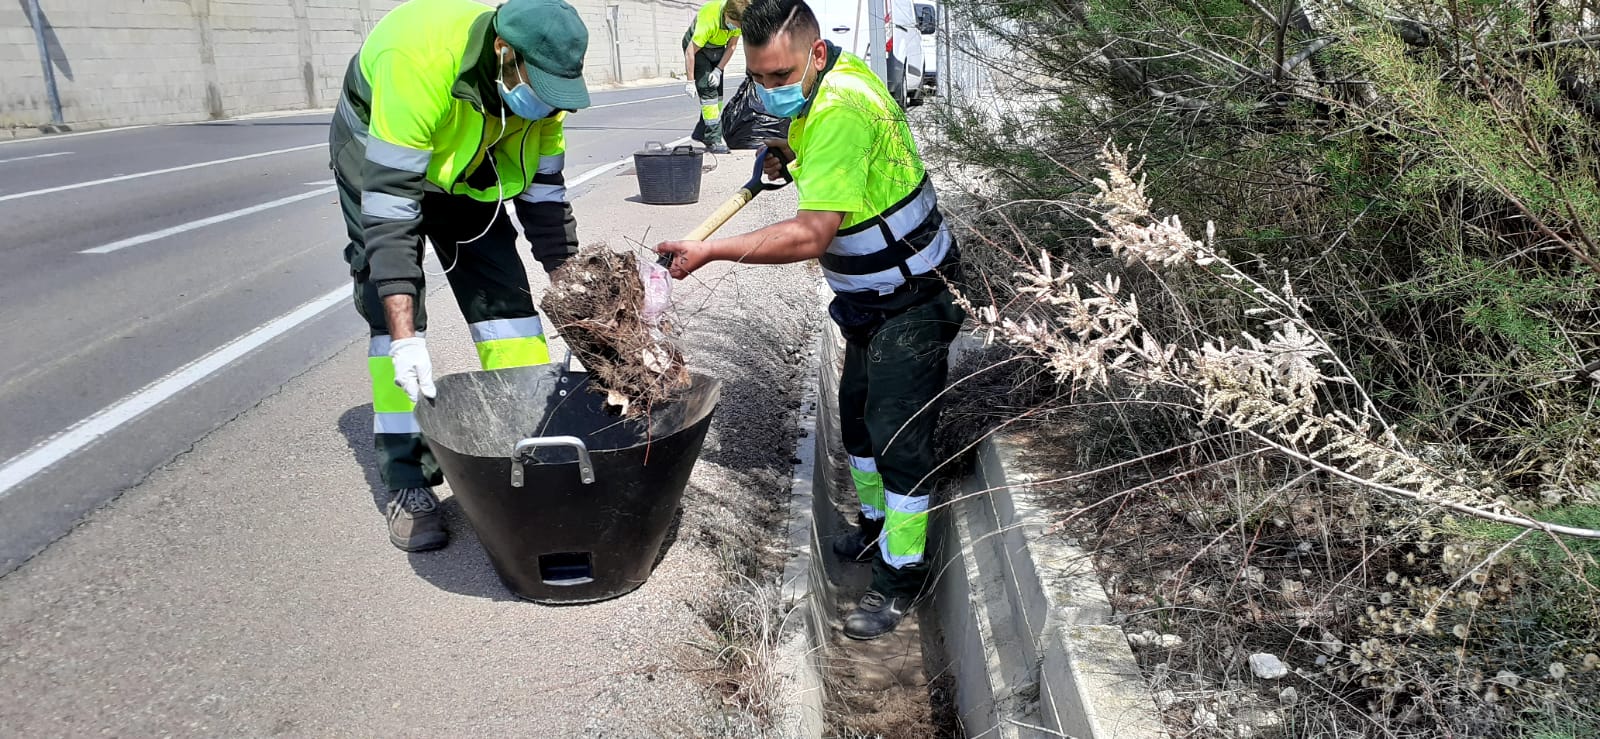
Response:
498,53,556,120
755,61,815,119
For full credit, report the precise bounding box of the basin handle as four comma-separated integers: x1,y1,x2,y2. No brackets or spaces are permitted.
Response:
510,435,596,487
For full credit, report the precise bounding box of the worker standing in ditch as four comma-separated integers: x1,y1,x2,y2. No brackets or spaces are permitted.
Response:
656,0,963,640
328,0,591,552
683,0,750,153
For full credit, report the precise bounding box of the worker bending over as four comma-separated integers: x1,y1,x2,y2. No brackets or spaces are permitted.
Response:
657,0,963,639
683,0,749,153
328,0,591,552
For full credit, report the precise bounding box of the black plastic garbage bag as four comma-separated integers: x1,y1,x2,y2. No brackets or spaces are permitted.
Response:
693,78,791,150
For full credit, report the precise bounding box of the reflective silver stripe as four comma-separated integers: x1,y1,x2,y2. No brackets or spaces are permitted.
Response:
337,98,369,141
850,455,878,473
361,191,421,220
827,180,939,257
884,490,929,515
860,504,885,521
822,224,953,295
369,333,424,356
878,545,924,568
373,411,421,434
516,183,567,204
537,153,565,174
468,316,545,343
366,138,431,174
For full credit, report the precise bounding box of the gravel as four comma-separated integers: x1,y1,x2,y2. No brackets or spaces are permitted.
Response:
1249,653,1290,680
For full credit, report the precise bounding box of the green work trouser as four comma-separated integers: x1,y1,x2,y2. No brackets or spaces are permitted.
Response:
838,289,965,599
683,28,728,147
337,176,552,492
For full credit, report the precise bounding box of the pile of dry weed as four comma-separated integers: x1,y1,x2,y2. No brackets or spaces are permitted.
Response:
541,247,689,418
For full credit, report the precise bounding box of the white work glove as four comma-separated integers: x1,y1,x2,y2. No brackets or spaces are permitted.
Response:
684,81,699,101
707,68,723,88
389,336,436,403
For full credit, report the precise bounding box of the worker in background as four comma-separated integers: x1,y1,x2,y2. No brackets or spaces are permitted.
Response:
327,0,590,552
683,0,749,153
656,0,963,640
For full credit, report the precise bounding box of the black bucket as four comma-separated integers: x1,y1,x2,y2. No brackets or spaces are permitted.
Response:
633,141,703,205
414,365,721,604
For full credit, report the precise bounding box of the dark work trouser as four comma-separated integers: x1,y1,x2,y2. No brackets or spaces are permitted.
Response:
682,28,728,148
337,177,551,492
837,289,965,599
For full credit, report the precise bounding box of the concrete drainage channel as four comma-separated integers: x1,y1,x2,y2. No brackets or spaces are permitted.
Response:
771,318,1168,738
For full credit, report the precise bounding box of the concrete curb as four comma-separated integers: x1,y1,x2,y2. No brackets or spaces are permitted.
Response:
0,124,70,141
772,290,840,738
928,432,1168,738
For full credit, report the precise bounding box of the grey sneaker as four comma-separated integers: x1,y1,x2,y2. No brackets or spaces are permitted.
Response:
387,487,448,552
708,142,731,154
844,590,909,640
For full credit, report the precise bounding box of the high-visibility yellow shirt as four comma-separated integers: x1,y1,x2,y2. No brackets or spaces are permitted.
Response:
690,0,740,48
790,48,925,230
789,45,956,309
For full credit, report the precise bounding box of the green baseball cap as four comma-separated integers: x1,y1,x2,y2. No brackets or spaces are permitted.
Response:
495,0,592,110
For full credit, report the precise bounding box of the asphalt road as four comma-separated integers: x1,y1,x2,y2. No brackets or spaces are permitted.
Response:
0,83,703,573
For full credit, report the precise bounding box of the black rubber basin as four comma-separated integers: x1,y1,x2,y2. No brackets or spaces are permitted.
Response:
414,365,720,604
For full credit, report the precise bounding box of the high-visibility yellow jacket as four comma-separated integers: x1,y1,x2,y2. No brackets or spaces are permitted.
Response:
329,0,576,298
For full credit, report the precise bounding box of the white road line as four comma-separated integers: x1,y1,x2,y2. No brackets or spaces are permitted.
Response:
81,187,337,254
585,93,683,110
0,151,73,165
568,135,692,188
0,134,709,498
0,143,322,203
0,287,348,500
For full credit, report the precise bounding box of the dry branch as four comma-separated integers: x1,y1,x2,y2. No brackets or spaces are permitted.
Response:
541,246,689,418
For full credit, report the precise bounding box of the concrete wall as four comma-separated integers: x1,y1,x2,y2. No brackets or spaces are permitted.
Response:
2,0,730,130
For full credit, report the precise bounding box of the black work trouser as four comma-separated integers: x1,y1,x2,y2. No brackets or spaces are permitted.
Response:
336,176,549,491
682,28,728,146
837,289,965,599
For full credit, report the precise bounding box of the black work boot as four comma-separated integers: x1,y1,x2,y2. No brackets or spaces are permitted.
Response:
387,487,448,552
844,590,911,640
831,517,883,562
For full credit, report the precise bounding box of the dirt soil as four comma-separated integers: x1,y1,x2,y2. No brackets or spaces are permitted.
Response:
814,337,953,739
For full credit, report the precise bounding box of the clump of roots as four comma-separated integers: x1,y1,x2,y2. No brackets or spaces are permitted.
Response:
541,246,690,417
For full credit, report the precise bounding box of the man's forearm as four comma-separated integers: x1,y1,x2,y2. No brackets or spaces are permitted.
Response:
720,38,738,69
685,45,697,79
384,294,416,340
708,217,830,265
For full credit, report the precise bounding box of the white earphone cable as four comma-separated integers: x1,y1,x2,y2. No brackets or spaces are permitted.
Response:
424,49,518,277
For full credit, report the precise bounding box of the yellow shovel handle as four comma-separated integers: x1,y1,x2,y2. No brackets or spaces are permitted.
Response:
682,188,756,241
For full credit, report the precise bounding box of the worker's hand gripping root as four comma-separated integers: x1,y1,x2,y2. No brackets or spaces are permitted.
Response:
656,144,792,279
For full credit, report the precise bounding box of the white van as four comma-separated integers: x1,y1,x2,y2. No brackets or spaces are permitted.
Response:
913,1,938,100
811,0,924,107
